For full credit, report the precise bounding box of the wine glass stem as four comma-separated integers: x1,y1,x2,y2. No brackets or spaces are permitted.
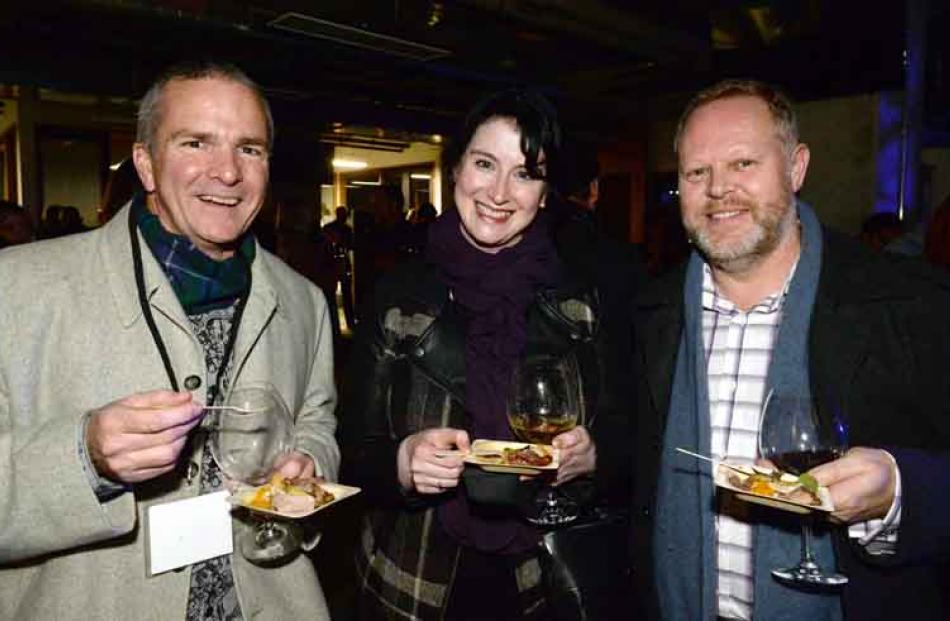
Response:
801,520,815,564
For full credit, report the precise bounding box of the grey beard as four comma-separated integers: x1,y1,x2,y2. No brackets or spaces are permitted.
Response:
689,196,796,273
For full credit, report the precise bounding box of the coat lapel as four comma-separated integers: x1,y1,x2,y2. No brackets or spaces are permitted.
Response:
99,202,195,336
634,265,686,424
231,243,279,380
810,230,910,413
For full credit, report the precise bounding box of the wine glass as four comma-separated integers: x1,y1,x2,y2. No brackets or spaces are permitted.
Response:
507,354,582,526
207,382,300,565
758,390,848,586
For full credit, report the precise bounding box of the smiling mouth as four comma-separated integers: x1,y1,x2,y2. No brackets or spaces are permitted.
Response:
198,194,240,207
707,209,746,221
475,201,513,222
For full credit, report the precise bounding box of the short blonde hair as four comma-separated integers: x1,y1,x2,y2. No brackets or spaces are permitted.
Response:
673,79,799,155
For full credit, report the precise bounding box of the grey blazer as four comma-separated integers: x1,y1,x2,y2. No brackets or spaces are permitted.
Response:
0,204,339,620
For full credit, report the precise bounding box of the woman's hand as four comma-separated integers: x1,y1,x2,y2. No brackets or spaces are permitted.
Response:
397,428,470,494
552,426,596,485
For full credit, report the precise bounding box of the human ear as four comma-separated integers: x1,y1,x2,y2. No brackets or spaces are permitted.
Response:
789,143,810,193
132,143,157,193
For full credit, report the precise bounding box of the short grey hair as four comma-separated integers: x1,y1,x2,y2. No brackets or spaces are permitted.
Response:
136,60,274,153
673,79,799,155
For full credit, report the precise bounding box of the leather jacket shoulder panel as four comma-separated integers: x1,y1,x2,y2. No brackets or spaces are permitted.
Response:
535,286,599,343
369,259,466,403
371,259,603,407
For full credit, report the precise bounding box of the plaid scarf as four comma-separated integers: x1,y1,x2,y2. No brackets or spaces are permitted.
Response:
133,195,255,314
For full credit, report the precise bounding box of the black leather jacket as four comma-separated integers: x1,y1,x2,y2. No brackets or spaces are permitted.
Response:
339,249,632,506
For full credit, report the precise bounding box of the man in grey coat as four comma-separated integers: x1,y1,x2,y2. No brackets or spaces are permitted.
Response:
0,61,338,620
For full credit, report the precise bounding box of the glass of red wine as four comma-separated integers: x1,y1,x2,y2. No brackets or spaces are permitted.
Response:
758,390,848,587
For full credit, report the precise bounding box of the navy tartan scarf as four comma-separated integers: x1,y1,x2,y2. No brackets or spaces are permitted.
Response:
133,195,255,314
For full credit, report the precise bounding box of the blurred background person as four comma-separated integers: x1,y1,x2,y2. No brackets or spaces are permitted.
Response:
0,201,34,249
859,211,904,251
39,205,65,239
324,205,356,332
60,206,88,235
925,194,950,270
98,157,144,225
399,201,437,258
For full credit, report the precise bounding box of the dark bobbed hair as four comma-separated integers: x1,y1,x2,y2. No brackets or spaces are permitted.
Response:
136,59,273,153
447,89,562,186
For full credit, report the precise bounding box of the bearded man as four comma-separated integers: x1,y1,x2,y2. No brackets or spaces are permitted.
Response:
630,79,950,620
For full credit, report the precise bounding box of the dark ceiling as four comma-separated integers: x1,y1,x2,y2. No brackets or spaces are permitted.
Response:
0,1,930,142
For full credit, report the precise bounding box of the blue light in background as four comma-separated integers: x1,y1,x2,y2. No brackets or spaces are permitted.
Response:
876,93,902,215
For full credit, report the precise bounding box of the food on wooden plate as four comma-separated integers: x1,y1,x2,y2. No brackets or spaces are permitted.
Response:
722,464,822,507
244,473,335,514
502,445,554,467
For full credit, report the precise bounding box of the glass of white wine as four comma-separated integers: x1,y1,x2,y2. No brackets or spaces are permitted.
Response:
507,353,582,526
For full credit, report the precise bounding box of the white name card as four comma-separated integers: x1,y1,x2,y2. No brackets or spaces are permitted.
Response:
146,491,233,576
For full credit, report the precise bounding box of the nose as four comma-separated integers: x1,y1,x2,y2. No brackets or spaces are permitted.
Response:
706,165,732,199
490,173,509,204
209,147,242,185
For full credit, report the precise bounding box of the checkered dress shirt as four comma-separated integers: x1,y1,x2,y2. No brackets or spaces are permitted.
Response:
701,264,901,620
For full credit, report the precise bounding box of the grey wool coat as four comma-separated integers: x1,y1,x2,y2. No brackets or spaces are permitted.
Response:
0,204,339,620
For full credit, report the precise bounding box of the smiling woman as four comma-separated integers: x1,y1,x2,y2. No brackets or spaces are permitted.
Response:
453,116,547,251
449,91,559,253
339,89,635,621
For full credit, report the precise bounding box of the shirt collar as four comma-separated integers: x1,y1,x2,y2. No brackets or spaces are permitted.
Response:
701,259,799,315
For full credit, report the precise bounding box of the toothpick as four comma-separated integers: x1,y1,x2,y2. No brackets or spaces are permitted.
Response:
202,405,267,414
675,447,716,463
675,447,750,475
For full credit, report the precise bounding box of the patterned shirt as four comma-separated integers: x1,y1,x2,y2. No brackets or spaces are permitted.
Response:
185,305,244,621
702,264,901,620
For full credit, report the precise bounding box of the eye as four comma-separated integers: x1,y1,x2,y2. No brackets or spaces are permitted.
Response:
473,157,494,171
734,159,755,170
240,145,266,158
683,167,708,182
181,139,203,149
514,168,533,181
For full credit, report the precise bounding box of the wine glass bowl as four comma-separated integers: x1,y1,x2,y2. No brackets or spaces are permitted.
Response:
508,359,579,445
758,391,848,587
759,393,845,475
209,384,294,485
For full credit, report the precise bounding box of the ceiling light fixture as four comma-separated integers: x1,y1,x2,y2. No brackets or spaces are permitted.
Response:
332,158,369,170
269,12,451,62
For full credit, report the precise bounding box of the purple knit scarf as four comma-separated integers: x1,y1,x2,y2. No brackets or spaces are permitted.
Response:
427,207,560,553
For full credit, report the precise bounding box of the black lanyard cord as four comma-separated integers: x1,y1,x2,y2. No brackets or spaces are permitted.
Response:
129,207,180,392
128,207,251,400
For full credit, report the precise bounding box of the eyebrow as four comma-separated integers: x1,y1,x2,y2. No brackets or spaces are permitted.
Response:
469,148,544,169
237,137,268,149
167,130,268,147
468,148,498,162
168,130,211,142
